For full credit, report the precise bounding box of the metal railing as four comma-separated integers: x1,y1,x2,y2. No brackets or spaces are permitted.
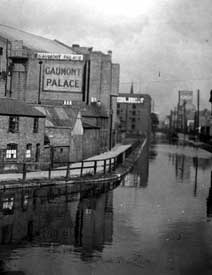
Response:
0,140,142,182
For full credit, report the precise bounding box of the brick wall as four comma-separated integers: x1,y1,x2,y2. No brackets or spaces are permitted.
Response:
83,129,100,159
0,115,45,168
0,39,8,98
10,58,85,104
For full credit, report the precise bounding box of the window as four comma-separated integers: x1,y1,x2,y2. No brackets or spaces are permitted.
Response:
35,143,40,162
2,196,14,215
33,118,39,133
132,104,136,109
131,124,135,130
132,111,136,116
117,103,120,108
6,144,17,159
117,110,120,115
132,118,135,122
25,144,32,159
8,116,19,133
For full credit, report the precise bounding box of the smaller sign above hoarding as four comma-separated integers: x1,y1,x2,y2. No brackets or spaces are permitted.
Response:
117,97,144,103
179,90,193,105
35,52,83,61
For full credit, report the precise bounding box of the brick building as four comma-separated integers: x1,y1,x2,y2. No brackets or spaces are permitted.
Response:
117,93,151,137
35,103,108,164
0,98,45,171
0,25,120,151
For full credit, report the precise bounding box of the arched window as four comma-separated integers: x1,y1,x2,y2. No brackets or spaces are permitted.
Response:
6,143,17,159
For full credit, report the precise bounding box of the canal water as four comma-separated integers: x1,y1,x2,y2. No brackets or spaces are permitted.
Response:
1,136,212,275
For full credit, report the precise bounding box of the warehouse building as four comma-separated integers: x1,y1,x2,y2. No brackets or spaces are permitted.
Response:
0,24,120,163
117,92,151,138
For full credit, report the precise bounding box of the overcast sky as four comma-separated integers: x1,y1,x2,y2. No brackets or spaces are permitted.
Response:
1,0,212,117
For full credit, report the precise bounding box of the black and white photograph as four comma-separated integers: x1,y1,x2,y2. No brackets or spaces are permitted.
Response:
0,0,212,274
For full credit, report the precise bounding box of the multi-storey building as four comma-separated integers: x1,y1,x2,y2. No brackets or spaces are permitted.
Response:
0,24,120,165
117,93,151,137
0,98,45,171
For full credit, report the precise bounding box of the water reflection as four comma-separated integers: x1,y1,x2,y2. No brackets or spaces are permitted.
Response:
207,174,212,220
0,185,114,272
121,142,150,188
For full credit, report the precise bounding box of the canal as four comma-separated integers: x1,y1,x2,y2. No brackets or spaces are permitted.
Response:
1,136,212,275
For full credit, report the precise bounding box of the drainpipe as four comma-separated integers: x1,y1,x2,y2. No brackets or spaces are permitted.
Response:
38,61,43,104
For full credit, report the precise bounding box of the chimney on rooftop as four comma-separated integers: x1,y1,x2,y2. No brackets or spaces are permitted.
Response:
108,50,112,56
72,44,80,49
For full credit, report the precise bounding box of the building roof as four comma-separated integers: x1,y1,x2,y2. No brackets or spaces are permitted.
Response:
35,105,77,128
82,121,100,129
118,93,151,99
55,40,93,55
39,101,108,118
80,102,108,118
34,103,108,129
0,98,46,117
0,24,76,54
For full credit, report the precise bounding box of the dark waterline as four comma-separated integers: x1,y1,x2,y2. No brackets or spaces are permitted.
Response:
1,137,212,274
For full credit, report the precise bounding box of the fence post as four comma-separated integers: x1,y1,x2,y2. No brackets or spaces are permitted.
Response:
48,163,51,180
66,162,70,180
109,159,112,173
22,163,26,181
104,159,106,174
80,161,84,177
94,160,97,175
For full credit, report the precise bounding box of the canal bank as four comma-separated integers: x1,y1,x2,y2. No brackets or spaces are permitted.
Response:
178,133,212,153
2,135,212,275
0,138,147,190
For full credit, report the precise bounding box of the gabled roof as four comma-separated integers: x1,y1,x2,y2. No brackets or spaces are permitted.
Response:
0,98,45,117
0,24,76,54
35,105,78,129
34,103,108,129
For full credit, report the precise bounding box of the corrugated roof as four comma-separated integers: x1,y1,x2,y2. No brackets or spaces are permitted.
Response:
35,105,78,128
0,98,46,117
34,103,108,129
0,24,76,54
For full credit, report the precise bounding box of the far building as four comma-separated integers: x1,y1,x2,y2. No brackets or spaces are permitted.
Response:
117,84,151,138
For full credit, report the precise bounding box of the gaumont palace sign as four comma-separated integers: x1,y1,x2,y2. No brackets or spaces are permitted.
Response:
36,52,84,93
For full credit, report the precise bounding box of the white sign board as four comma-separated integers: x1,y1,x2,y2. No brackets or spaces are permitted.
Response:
43,61,83,92
36,52,83,61
117,97,144,103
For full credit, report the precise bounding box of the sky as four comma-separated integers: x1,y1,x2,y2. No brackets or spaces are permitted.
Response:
0,0,212,117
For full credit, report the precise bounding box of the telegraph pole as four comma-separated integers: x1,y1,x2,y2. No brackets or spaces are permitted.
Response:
197,89,200,137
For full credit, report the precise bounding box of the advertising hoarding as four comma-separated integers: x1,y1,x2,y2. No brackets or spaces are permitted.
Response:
43,61,83,93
